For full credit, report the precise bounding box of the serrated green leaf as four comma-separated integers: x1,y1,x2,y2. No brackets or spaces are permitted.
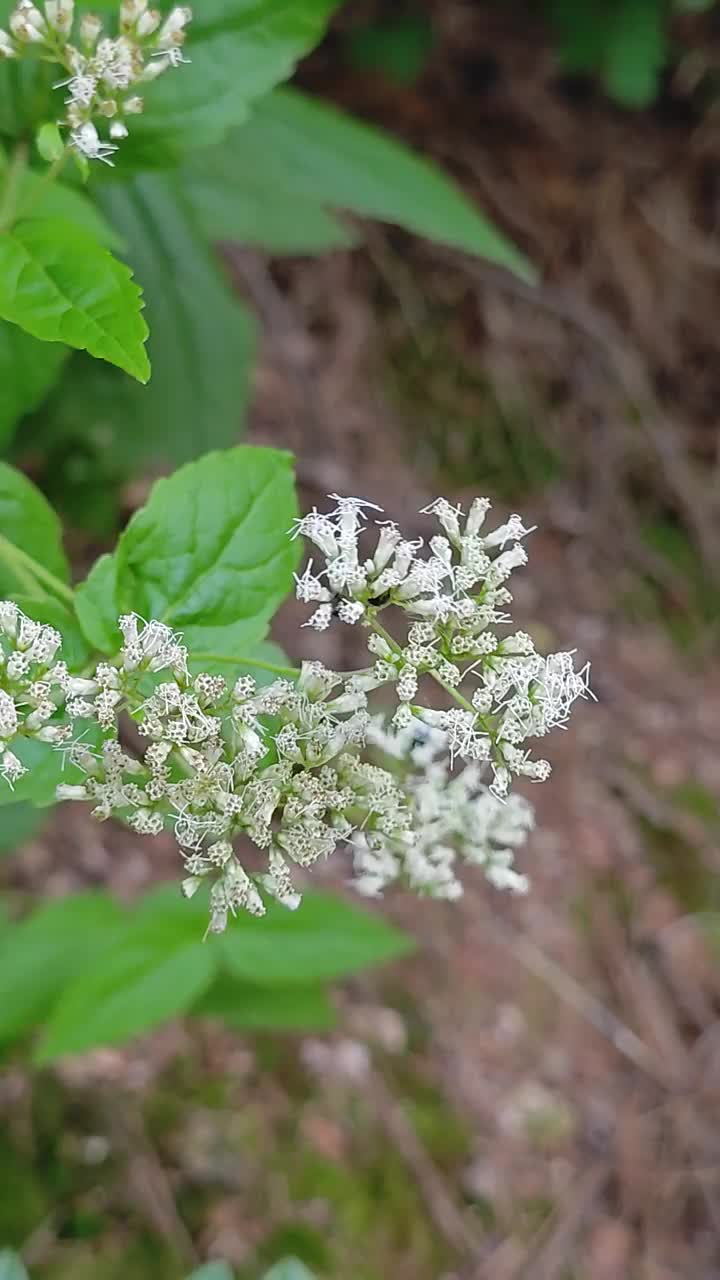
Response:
86,173,257,464
0,801,47,852
0,218,149,381
115,446,299,658
193,88,533,279
0,892,124,1044
220,891,413,985
117,0,340,166
0,321,67,448
0,1250,29,1280
187,1263,234,1280
194,975,336,1031
36,934,216,1061
73,552,122,655
0,462,68,594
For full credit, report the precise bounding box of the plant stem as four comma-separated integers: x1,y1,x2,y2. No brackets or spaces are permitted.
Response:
193,652,301,678
0,535,74,604
370,616,480,718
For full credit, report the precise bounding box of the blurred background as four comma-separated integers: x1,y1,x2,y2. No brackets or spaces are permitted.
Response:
4,0,720,1276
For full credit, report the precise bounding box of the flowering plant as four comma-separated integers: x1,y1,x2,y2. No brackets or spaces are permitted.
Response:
0,447,590,938
0,0,533,526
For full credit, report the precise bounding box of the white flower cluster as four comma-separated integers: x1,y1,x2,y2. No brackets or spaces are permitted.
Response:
293,495,591,800
0,0,191,163
0,601,77,785
55,617,410,934
0,493,590,936
354,719,535,900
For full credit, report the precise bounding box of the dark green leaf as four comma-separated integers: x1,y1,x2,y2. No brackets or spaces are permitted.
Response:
603,0,668,107
90,174,256,464
0,892,124,1044
194,975,336,1031
192,88,534,279
36,936,216,1061
0,218,149,382
0,462,68,595
116,446,299,658
0,802,47,852
183,157,355,253
119,0,340,165
221,891,413,984
73,552,122,655
0,321,68,449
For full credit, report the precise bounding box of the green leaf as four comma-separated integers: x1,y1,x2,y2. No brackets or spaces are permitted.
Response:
73,552,122,655
221,891,413,985
118,0,340,166
115,446,299,657
603,0,668,107
89,173,257,464
0,719,102,809
16,172,123,250
0,1250,29,1280
0,321,67,449
0,462,68,595
187,1264,234,1280
0,892,124,1045
36,122,64,162
183,155,355,253
263,1261,316,1280
193,88,534,279
194,976,336,1031
0,801,47,852
36,933,216,1061
0,218,149,382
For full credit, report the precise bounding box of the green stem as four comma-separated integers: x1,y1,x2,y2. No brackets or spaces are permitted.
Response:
193,652,301,678
370,616,481,718
0,143,29,231
0,535,74,604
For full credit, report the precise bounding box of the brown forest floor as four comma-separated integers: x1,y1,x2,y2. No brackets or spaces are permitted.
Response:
4,3,720,1278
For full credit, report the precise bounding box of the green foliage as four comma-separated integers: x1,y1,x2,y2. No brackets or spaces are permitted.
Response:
219,891,413,984
118,0,341,166
0,1256,316,1279
0,461,68,594
0,884,410,1060
0,0,533,467
0,324,67,449
0,219,149,381
186,88,535,278
114,446,299,660
345,13,435,85
546,0,715,107
0,802,46,852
